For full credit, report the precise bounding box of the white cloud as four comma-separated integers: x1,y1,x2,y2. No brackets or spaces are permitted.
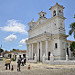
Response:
5,34,17,42
1,19,27,34
19,45,23,47
19,38,28,44
0,27,2,29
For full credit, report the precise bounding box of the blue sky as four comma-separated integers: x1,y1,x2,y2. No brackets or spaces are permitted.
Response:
0,0,75,51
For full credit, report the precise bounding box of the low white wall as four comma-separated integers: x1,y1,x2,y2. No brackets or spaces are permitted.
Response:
27,60,37,63
43,60,75,65
26,54,37,63
26,54,75,65
43,55,75,65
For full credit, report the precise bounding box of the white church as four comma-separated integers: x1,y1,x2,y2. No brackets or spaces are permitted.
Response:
26,3,74,64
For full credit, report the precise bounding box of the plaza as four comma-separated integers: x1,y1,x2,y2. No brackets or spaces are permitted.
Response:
0,60,75,75
0,1,75,75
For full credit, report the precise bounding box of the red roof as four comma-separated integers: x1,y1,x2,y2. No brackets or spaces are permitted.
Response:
66,40,74,43
6,50,26,54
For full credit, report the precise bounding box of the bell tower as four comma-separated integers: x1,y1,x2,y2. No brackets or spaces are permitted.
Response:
49,3,68,59
49,3,66,34
38,11,46,18
49,2,64,17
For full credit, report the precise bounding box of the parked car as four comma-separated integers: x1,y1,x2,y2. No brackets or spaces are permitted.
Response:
0,56,3,60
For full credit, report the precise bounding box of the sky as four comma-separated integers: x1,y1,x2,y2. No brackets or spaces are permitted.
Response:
0,0,75,51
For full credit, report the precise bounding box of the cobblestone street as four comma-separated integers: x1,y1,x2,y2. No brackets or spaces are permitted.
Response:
0,60,75,75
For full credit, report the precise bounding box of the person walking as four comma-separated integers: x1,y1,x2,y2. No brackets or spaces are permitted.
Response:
17,58,21,71
5,57,11,70
21,58,24,66
24,58,26,65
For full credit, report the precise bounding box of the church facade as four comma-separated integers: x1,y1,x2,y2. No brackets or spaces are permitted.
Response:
26,3,72,63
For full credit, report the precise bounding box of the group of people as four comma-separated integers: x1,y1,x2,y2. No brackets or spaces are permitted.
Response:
17,57,26,71
5,57,26,72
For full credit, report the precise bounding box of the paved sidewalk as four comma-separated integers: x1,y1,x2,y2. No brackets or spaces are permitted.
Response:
29,62,75,69
0,61,75,75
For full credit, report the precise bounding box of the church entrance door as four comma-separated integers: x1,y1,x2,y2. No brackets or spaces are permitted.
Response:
39,49,40,62
48,52,51,60
33,53,35,60
67,48,69,56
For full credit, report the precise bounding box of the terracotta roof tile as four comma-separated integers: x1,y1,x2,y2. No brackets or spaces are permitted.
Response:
5,50,26,54
66,40,74,43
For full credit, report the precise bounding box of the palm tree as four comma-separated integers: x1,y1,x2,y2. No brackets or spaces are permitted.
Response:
70,42,75,56
69,15,75,39
74,14,75,18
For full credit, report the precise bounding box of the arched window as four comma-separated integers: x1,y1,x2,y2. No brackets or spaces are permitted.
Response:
53,10,56,16
41,13,43,16
59,10,62,16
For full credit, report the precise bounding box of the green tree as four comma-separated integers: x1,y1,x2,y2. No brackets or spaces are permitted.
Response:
12,49,17,51
69,15,75,39
12,49,19,51
70,42,75,56
74,14,75,18
0,48,4,55
5,50,8,52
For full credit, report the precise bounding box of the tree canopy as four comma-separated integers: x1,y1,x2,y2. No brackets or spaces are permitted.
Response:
69,15,75,39
0,48,4,55
70,42,75,56
70,42,75,51
12,49,19,51
74,14,75,18
12,49,17,51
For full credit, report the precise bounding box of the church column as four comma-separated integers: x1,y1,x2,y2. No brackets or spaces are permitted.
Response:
29,44,31,59
37,42,39,61
46,40,48,58
27,44,29,57
40,41,42,61
32,44,33,59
